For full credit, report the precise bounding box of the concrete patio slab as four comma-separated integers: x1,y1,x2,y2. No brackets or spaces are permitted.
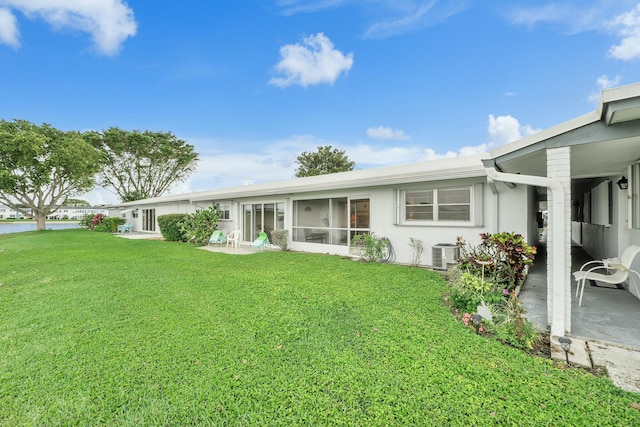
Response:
589,341,640,394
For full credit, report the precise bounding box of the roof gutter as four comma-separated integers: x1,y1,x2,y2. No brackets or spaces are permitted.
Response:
485,166,567,339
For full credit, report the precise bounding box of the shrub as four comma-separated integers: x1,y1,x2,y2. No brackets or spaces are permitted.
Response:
270,229,289,251
351,233,389,262
449,268,497,314
487,293,537,350
158,214,188,242
408,237,424,266
93,223,110,233
102,217,125,233
180,206,221,246
90,213,105,230
79,214,94,228
456,231,536,290
448,263,538,350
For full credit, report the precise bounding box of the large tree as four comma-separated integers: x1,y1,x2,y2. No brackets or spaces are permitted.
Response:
294,145,355,177
0,119,103,230
86,128,199,202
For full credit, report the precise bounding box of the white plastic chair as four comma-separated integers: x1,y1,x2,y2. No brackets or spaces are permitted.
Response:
572,245,640,306
226,230,241,248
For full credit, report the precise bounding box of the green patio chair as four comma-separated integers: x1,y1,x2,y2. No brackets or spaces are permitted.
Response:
209,230,227,245
251,231,270,249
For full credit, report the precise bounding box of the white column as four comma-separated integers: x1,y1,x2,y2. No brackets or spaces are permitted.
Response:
547,147,572,334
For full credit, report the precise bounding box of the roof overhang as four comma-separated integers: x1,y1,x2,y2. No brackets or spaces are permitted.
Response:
484,82,640,179
601,83,640,125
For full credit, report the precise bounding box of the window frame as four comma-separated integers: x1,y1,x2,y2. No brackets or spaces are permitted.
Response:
397,184,482,226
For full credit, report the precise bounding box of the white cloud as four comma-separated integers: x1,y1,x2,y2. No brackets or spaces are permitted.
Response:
269,33,354,88
81,187,119,206
506,3,555,26
504,1,636,33
608,3,640,60
363,0,470,39
505,1,640,60
488,114,539,148
349,143,427,165
588,74,622,103
278,1,470,39
0,8,19,47
366,126,411,140
0,0,137,55
277,0,347,15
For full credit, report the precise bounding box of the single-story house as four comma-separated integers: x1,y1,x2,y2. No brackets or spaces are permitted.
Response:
114,83,640,340
46,206,108,220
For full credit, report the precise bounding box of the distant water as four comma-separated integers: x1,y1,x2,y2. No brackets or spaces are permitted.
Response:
0,222,81,234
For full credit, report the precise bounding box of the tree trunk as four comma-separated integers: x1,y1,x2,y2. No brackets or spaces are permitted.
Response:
36,213,47,231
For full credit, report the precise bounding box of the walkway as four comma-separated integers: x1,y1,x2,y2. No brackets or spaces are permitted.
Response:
116,232,272,255
520,241,640,393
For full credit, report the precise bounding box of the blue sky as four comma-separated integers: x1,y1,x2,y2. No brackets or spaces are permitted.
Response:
2,1,640,205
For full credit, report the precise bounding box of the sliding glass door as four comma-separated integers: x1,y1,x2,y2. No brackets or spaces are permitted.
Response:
142,208,156,232
242,202,284,242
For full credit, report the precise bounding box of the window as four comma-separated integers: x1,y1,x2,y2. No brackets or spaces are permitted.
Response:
405,190,433,220
349,199,370,241
399,185,479,225
218,203,231,220
438,188,471,221
293,198,349,245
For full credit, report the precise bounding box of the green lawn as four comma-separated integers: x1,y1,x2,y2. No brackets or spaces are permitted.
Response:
0,230,638,426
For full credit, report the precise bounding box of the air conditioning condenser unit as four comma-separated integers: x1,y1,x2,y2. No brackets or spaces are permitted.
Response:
432,244,459,270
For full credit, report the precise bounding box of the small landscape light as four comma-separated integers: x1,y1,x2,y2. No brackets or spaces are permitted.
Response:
471,313,482,335
477,260,491,284
558,336,572,365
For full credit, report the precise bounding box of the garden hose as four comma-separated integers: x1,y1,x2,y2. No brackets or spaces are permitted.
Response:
381,237,396,263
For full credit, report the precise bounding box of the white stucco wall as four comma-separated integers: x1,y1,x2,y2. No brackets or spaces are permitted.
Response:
493,181,531,242
116,174,537,267
201,177,531,267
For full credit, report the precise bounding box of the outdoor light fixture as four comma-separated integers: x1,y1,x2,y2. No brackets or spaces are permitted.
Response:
471,313,482,335
477,260,491,284
558,336,572,365
617,176,628,190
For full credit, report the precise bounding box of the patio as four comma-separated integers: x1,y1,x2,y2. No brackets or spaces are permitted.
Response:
520,241,640,350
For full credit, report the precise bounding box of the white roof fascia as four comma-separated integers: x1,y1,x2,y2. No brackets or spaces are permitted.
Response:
600,83,640,125
600,82,640,106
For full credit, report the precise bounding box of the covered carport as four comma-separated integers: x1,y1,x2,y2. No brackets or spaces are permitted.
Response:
481,83,640,339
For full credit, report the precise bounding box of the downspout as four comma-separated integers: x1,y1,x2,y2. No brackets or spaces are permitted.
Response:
487,180,500,232
485,167,567,338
